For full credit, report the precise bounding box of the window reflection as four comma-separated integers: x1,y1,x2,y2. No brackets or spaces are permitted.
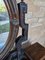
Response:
0,0,10,49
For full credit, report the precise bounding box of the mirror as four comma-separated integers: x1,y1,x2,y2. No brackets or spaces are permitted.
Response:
0,0,19,59
0,0,10,49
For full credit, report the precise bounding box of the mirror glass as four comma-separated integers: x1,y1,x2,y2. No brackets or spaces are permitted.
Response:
0,0,10,49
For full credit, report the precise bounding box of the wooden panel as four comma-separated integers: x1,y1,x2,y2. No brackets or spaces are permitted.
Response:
24,43,45,60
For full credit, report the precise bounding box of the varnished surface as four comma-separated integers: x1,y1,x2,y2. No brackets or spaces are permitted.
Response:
24,43,45,60
0,0,19,60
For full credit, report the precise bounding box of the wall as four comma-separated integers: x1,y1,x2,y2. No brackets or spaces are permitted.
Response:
17,0,45,47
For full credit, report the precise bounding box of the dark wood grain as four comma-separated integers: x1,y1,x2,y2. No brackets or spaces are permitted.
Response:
24,42,45,60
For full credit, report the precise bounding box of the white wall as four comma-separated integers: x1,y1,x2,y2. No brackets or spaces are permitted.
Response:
17,0,45,47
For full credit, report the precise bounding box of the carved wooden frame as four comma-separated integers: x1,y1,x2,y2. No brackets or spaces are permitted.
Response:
0,0,19,60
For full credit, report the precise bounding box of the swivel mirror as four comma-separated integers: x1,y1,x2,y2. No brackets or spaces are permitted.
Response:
0,0,45,60
0,0,19,60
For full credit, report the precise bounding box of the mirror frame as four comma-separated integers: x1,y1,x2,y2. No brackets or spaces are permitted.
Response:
0,0,19,60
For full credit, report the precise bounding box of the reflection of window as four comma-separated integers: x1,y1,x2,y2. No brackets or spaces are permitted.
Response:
0,0,9,49
0,0,6,12
0,1,9,34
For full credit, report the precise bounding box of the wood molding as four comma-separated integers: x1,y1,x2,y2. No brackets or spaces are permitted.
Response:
0,0,19,60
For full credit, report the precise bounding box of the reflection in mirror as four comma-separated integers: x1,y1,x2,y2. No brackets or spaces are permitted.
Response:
0,0,10,49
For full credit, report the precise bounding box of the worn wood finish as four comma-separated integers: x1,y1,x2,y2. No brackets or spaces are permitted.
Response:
0,0,19,60
24,43,45,60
